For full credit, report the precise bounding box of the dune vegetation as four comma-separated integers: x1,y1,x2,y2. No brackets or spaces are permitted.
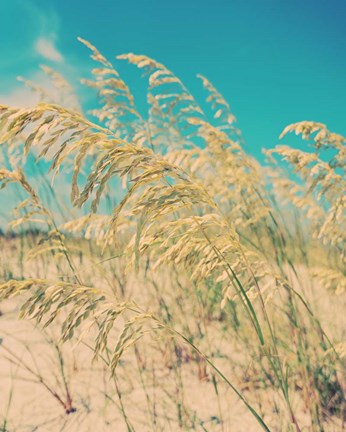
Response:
0,39,345,431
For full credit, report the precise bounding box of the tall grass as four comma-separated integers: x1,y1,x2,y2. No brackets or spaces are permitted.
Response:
0,38,345,431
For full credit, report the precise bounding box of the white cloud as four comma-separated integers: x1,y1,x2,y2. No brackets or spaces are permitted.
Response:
35,36,63,62
0,71,60,108
0,87,40,108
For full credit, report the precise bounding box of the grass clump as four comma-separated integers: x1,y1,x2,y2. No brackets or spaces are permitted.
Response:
0,38,345,431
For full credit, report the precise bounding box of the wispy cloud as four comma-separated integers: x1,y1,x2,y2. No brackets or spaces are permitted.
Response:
0,87,40,108
35,36,63,62
0,71,61,108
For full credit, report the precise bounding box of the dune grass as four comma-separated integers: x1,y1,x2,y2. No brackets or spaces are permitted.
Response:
0,39,345,431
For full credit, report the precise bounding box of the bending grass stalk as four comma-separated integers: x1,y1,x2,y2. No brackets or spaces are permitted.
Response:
147,314,272,432
191,215,301,431
88,301,271,431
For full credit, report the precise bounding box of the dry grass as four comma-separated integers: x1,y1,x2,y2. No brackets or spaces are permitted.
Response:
0,39,345,431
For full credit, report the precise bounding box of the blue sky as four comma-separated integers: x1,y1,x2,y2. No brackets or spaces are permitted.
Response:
0,0,345,160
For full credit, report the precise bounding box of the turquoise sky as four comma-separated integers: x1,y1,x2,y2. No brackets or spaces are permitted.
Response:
0,0,345,160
